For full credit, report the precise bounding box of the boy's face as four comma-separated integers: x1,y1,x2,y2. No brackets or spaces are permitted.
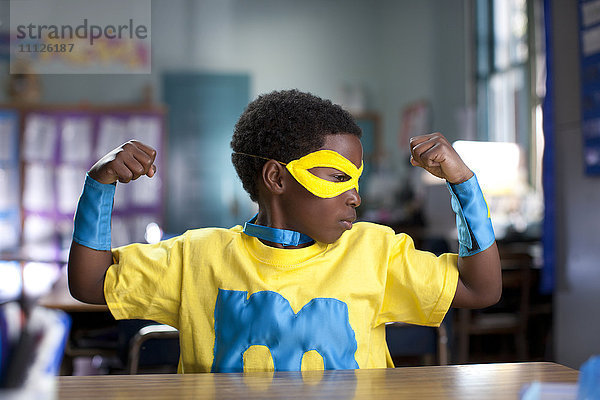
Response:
280,133,363,244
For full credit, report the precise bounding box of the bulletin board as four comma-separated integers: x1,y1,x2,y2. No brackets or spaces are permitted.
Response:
1,105,166,263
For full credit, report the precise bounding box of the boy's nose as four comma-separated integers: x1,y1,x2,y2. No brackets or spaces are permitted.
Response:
346,189,361,208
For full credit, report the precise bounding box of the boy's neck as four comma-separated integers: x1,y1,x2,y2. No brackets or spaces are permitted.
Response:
246,211,314,249
258,239,312,249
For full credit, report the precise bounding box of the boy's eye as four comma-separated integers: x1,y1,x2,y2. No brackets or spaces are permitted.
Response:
308,167,351,182
333,174,351,182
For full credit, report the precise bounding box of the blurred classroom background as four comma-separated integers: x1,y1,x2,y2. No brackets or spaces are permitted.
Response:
0,0,598,376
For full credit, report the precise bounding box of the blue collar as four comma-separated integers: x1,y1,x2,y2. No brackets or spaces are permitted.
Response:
243,214,314,247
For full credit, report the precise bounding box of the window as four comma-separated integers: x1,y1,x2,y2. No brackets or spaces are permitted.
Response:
476,0,544,189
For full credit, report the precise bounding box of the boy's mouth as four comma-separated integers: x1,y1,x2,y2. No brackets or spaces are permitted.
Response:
340,216,356,230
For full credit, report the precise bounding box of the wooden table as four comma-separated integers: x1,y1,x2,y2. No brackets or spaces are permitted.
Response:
57,362,578,399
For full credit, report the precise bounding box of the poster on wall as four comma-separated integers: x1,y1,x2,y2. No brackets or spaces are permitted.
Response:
9,0,151,74
579,0,600,175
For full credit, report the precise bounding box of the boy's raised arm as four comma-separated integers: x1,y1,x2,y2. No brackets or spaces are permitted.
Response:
67,140,157,304
409,133,502,309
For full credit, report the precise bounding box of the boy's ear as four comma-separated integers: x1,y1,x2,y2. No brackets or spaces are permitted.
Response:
261,160,287,195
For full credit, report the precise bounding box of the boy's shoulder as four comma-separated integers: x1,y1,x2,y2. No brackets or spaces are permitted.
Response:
179,225,244,243
338,221,398,245
351,221,396,235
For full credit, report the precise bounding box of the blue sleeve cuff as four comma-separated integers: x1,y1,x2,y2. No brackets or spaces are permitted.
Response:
72,174,116,251
447,174,495,257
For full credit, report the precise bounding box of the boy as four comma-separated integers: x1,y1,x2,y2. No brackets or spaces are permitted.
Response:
68,89,501,373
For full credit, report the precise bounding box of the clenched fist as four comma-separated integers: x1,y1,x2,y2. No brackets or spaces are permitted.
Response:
409,133,473,184
88,140,157,185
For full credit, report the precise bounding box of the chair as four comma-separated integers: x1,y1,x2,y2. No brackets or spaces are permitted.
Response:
455,242,533,363
127,324,179,374
386,319,450,366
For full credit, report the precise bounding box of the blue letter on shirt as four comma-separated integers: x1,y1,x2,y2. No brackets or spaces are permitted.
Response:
211,289,359,372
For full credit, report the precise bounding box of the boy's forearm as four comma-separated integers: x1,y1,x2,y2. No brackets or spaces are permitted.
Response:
445,174,501,308
68,174,115,305
67,141,157,305
408,133,502,309
67,241,111,304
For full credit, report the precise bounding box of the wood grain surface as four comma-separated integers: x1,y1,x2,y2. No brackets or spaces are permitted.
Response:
56,362,579,399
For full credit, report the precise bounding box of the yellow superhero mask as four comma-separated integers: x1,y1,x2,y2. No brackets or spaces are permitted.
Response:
235,150,363,198
284,150,363,198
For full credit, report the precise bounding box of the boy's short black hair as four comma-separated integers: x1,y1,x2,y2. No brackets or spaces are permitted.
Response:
231,89,362,202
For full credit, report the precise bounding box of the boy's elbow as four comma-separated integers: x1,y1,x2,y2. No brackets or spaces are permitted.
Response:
68,280,106,305
67,275,89,303
67,266,106,305
481,284,502,308
67,278,85,303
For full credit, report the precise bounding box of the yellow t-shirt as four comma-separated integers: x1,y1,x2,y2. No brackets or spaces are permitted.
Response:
104,222,458,373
